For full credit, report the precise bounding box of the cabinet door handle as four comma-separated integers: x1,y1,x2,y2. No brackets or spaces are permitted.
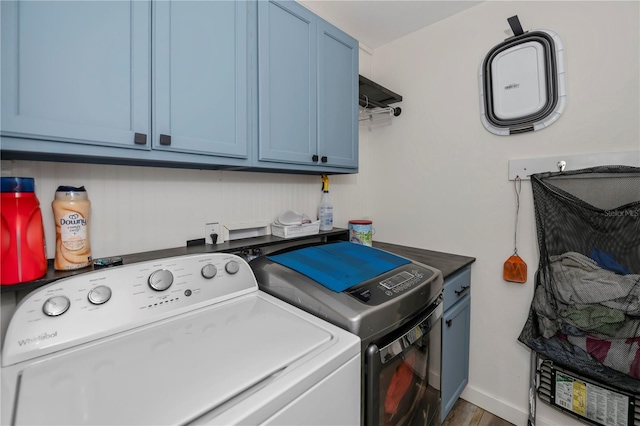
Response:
312,155,319,162
160,134,172,146
134,133,147,145
321,156,328,163
455,285,470,296
446,319,452,327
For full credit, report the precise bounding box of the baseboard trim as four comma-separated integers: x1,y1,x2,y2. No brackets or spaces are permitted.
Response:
459,386,525,425
459,384,583,426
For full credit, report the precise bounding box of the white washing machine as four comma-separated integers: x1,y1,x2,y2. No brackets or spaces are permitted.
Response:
1,253,361,425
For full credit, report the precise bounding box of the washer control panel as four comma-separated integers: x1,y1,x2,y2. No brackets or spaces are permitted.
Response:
2,253,256,366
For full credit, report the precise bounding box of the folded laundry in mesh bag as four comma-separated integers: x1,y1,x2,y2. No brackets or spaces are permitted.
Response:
517,165,640,394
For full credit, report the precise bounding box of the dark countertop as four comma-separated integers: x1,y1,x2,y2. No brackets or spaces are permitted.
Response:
373,241,475,278
2,231,475,294
2,228,349,294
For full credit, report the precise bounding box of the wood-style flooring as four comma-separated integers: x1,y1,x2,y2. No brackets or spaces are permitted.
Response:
442,398,515,426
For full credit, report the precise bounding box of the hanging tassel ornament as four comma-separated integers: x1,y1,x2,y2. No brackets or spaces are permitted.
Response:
504,176,527,283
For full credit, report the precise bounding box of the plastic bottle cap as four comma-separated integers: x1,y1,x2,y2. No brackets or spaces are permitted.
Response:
321,174,329,192
56,185,87,192
1,177,35,193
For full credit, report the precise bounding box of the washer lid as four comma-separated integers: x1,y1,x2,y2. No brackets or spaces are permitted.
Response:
479,18,566,135
11,293,335,425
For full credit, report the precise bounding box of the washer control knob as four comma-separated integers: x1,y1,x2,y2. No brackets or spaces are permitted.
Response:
201,263,218,279
225,260,240,275
148,269,174,291
43,296,71,317
88,285,112,305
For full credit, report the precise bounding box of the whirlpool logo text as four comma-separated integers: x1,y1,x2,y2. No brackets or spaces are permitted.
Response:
17,331,58,346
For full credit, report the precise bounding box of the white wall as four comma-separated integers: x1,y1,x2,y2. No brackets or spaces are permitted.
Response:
366,1,639,425
0,160,376,260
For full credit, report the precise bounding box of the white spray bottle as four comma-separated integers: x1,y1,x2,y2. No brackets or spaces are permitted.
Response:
318,174,333,231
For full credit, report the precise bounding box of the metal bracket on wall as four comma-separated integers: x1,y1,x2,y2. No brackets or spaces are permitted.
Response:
222,222,271,242
359,75,402,120
508,150,640,180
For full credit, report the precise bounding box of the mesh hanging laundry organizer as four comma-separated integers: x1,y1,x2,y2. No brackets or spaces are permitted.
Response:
518,165,640,425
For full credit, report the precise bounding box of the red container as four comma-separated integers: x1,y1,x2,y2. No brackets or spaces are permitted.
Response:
1,177,47,285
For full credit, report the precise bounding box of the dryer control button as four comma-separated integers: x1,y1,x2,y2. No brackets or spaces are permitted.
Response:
148,269,174,291
225,260,240,275
43,296,71,317
88,285,112,305
201,264,217,279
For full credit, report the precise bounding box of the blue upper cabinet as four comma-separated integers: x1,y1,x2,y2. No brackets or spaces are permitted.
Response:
1,0,356,174
1,0,252,168
153,1,249,158
257,0,358,172
317,20,359,169
1,0,150,149
257,1,317,165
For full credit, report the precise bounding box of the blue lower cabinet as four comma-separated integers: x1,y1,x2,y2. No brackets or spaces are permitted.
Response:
441,268,472,422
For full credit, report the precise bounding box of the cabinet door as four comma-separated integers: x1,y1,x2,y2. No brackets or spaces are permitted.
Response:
441,293,471,422
153,1,249,158
257,0,317,165
317,20,358,169
1,0,150,148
